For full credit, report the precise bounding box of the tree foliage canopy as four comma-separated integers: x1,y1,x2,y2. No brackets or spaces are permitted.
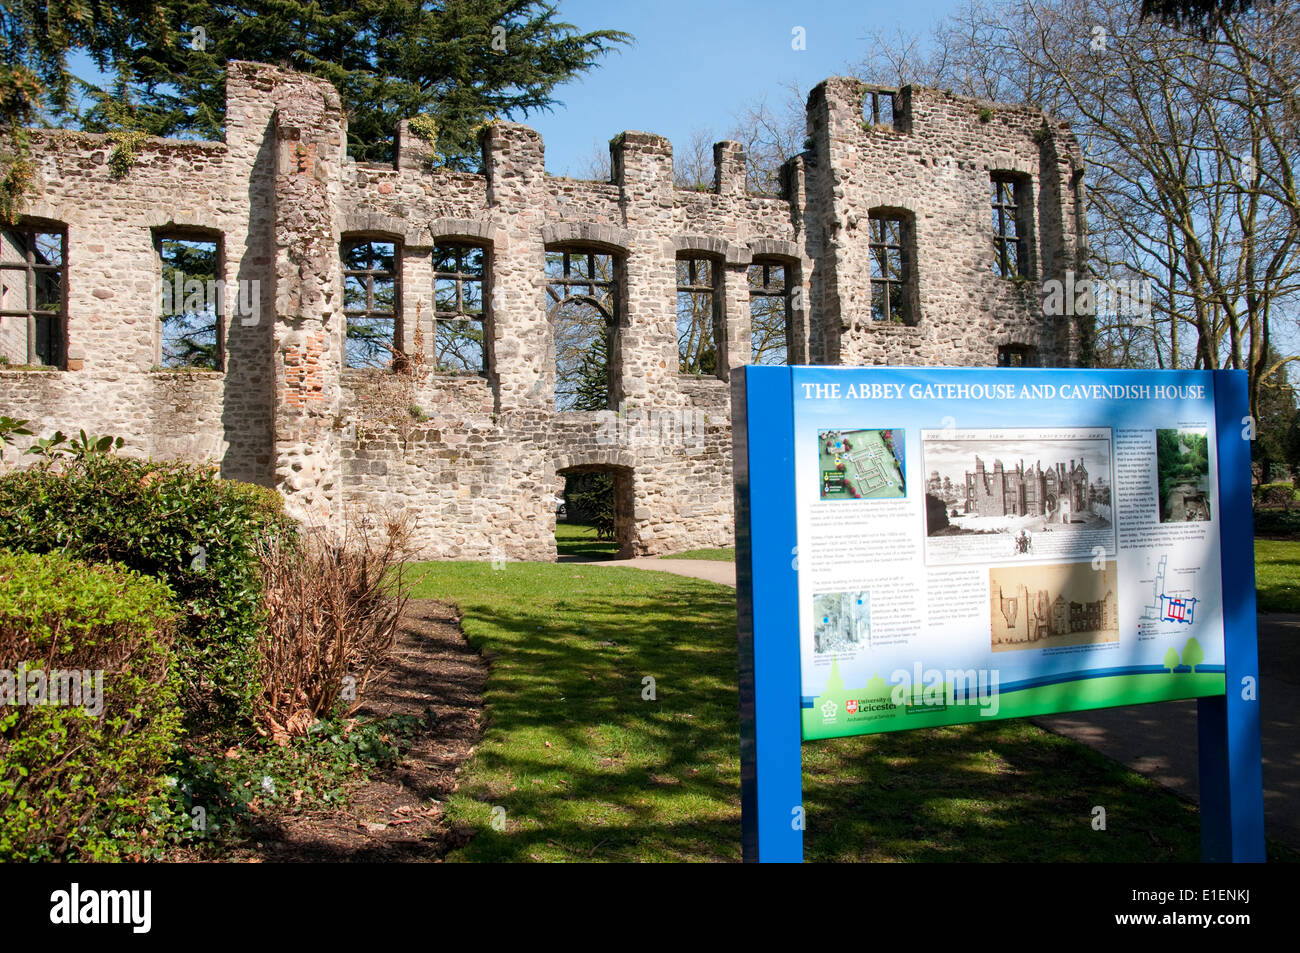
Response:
3,1,631,166
852,0,1299,431
1140,0,1270,33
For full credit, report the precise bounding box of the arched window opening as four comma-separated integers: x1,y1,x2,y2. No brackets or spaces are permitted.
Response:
433,242,487,373
868,214,915,325
157,232,222,370
342,238,399,368
1,224,66,367
676,255,721,375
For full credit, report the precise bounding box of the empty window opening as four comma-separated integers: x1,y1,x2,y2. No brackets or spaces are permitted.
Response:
434,242,486,373
157,235,222,370
991,174,1029,278
748,260,792,364
676,255,721,375
868,216,912,324
1,225,66,367
548,249,616,411
343,239,399,368
998,344,1037,367
864,89,899,129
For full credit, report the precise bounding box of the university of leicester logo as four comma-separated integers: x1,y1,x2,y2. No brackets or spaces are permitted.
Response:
820,699,837,720
845,699,859,714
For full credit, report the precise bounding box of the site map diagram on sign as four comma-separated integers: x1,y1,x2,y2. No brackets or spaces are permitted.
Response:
819,429,905,500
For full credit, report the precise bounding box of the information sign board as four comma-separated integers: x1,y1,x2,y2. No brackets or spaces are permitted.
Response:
733,366,1265,863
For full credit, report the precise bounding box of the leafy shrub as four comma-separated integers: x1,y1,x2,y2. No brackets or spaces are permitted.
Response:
1254,507,1300,538
0,551,182,861
167,709,434,850
257,514,413,740
0,415,32,462
0,454,295,726
1255,482,1297,508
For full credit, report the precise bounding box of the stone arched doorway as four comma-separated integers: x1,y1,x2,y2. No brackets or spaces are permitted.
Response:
555,459,635,559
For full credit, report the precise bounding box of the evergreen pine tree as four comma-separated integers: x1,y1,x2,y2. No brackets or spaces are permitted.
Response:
4,1,630,169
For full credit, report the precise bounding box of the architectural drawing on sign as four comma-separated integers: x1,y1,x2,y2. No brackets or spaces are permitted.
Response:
965,454,1091,522
923,429,1114,566
990,560,1119,652
0,63,1088,560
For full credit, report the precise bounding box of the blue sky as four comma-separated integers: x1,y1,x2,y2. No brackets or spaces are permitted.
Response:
65,1,959,172
532,0,956,175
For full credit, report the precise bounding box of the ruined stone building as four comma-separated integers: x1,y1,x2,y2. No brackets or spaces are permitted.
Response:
992,583,1118,645
965,455,1090,522
0,63,1087,559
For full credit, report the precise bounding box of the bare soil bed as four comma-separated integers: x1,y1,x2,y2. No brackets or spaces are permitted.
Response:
224,599,486,862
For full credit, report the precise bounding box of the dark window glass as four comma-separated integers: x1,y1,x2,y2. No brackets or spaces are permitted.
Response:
997,344,1036,367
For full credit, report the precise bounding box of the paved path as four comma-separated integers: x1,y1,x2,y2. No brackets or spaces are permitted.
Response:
1034,612,1300,850
582,556,1299,850
601,556,738,587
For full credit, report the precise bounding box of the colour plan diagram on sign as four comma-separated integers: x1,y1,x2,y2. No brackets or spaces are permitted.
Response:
819,429,905,500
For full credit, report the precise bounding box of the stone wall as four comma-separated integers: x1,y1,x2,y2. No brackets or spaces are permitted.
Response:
800,79,1086,367
0,63,1086,560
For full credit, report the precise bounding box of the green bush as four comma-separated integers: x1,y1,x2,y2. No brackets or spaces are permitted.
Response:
0,454,295,726
0,551,182,861
1255,482,1297,508
1254,508,1300,538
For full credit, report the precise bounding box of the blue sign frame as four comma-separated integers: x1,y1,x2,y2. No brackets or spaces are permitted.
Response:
733,366,1265,863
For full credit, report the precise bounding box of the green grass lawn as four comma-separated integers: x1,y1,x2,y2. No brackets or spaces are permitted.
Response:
410,561,1297,862
661,547,736,561
1255,538,1300,613
554,520,618,560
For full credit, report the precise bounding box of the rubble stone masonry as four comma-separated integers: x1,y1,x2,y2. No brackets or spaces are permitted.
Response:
0,64,1087,559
